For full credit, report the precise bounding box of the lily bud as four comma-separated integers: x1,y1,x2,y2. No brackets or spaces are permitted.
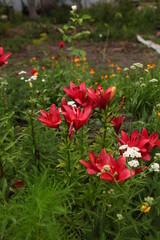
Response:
29,82,33,88
109,86,116,102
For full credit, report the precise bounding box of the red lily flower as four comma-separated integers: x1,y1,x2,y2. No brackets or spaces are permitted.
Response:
61,104,92,131
59,41,65,48
0,47,11,67
87,85,116,110
110,115,125,134
61,97,68,112
37,104,61,128
80,149,135,182
99,155,135,182
80,149,107,174
63,82,90,107
118,130,150,161
141,128,160,152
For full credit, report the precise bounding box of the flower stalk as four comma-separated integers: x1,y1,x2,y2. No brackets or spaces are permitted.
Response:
30,97,40,170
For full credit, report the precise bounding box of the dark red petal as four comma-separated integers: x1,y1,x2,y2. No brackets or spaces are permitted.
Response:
13,180,23,189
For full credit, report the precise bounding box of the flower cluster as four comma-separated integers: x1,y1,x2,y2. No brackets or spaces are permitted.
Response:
80,128,160,182
63,82,116,110
118,129,160,161
37,80,160,183
37,82,118,140
80,149,137,182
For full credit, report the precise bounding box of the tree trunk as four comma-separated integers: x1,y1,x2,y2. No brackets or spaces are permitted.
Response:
28,0,38,20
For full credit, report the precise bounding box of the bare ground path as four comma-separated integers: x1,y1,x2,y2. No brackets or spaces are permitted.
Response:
14,40,159,69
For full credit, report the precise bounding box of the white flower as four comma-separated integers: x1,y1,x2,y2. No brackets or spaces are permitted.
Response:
117,214,124,220
144,196,154,205
97,172,101,176
140,83,146,87
149,78,158,83
30,76,37,81
132,147,140,151
123,67,129,71
101,165,110,173
149,163,160,172
71,5,77,12
133,62,143,68
20,77,24,80
128,160,139,168
42,79,45,82
18,71,27,75
130,65,136,70
144,69,149,73
122,146,141,158
99,34,103,38
108,188,115,195
68,101,76,107
119,144,128,150
59,101,76,113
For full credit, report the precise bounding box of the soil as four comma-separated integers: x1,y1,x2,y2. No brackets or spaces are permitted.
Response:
14,40,159,69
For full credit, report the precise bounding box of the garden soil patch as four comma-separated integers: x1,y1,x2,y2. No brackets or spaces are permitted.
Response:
14,40,159,68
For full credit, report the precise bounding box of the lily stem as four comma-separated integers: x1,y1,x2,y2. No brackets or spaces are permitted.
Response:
102,111,107,148
66,133,71,176
30,97,40,171
80,126,84,159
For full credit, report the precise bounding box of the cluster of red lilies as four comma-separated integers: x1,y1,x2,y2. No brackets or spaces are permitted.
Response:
37,81,160,183
37,82,116,138
80,128,160,182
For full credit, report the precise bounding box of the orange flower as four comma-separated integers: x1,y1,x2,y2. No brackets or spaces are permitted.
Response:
95,82,98,85
110,63,114,67
41,66,45,70
77,78,81,82
107,59,111,63
117,66,121,71
82,57,86,61
158,112,160,117
141,205,151,213
76,63,79,68
90,68,95,74
101,75,104,79
105,74,108,79
126,75,129,79
32,57,36,61
74,56,80,63
52,56,55,60
34,71,38,76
